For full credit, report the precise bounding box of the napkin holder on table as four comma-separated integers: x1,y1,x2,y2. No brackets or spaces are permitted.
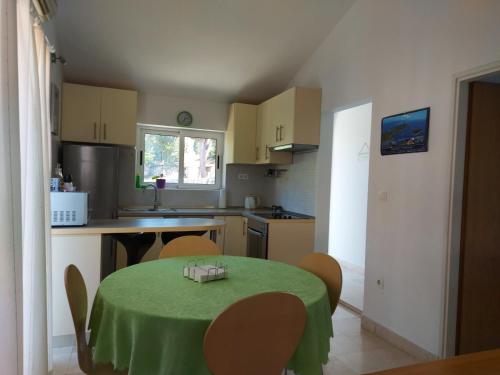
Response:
183,264,228,283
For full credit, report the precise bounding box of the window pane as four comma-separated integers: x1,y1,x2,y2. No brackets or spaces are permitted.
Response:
183,136,217,184
144,133,179,183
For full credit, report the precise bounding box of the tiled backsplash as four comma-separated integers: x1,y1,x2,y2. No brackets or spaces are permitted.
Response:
224,164,275,207
118,146,317,214
272,151,317,215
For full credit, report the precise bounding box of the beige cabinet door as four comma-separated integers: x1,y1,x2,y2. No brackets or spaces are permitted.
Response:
267,221,315,265
272,88,295,146
256,101,292,165
61,83,101,143
257,101,270,163
100,87,138,146
222,216,247,257
225,104,257,164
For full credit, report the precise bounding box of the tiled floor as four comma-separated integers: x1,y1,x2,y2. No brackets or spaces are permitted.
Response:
53,306,418,375
339,262,365,312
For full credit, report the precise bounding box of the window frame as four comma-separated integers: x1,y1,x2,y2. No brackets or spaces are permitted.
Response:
136,124,224,190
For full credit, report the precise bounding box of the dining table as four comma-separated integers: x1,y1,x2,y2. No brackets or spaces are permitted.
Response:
88,255,333,375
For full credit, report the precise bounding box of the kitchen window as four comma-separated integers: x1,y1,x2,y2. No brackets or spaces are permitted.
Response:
137,125,223,189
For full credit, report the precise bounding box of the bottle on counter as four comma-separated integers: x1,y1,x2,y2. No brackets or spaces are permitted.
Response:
64,173,74,192
50,163,64,191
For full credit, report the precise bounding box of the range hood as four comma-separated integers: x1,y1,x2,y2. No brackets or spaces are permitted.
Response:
272,144,319,152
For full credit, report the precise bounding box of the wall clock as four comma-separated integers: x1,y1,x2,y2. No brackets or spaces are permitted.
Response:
177,111,193,126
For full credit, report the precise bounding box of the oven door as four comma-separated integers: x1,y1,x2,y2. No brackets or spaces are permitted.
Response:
247,227,268,259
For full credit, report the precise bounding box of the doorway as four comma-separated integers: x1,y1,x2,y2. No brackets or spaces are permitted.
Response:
445,67,500,357
329,102,372,312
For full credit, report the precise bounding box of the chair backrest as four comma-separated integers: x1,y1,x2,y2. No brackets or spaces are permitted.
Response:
64,264,93,373
298,253,343,315
158,235,222,259
203,292,307,375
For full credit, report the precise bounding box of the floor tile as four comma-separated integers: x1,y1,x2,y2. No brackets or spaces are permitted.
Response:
52,305,419,375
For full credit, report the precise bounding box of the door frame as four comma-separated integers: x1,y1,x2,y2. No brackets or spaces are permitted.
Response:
443,59,500,357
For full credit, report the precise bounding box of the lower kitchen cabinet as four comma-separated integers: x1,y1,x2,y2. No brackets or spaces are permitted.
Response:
214,216,248,257
267,221,315,265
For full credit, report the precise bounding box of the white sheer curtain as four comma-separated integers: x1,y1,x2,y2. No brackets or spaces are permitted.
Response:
0,0,21,373
17,0,53,373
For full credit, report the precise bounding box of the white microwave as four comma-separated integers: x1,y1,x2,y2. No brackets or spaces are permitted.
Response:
50,192,88,226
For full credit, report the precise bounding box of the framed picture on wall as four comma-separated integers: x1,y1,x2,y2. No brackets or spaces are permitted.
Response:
380,107,430,155
50,82,60,135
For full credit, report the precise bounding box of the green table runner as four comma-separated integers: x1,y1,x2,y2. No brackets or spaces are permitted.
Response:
89,256,333,375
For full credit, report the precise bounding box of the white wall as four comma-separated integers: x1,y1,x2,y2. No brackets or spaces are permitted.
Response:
291,0,500,355
329,103,371,269
138,92,229,131
120,93,229,208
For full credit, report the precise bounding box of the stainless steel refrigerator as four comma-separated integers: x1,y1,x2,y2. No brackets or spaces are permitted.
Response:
62,143,120,279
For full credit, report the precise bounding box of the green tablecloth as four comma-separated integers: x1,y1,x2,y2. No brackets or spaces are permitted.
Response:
89,256,333,375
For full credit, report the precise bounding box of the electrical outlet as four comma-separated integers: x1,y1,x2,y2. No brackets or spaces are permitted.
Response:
376,279,385,289
238,173,249,180
378,191,388,202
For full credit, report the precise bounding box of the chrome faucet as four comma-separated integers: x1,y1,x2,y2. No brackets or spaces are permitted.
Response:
142,184,161,211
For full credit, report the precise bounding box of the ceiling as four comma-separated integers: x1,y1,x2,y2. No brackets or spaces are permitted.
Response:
55,0,354,103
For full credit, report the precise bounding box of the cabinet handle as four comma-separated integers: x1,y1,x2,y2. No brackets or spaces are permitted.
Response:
242,220,246,236
103,123,107,140
275,126,279,142
93,122,97,139
280,125,284,141
265,145,269,160
256,147,259,161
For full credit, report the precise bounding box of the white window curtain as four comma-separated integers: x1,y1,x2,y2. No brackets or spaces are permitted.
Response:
16,0,53,373
0,0,21,374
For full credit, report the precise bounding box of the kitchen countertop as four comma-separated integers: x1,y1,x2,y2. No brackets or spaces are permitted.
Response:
51,217,225,235
117,207,315,223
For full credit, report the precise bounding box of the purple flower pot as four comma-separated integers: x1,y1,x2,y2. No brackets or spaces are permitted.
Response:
155,178,166,189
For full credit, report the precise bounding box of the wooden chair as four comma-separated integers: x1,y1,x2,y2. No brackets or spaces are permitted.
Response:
64,264,127,375
299,253,343,315
203,292,307,375
158,235,221,259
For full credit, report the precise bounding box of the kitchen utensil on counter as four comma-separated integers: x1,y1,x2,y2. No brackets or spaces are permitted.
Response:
244,195,260,210
155,178,166,189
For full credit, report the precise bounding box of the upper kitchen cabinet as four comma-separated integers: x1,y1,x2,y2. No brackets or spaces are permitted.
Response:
61,83,101,143
256,100,292,165
61,83,138,146
268,87,322,149
225,103,257,164
100,87,138,146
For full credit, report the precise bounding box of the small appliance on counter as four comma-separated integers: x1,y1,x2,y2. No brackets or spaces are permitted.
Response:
244,195,260,209
50,191,88,226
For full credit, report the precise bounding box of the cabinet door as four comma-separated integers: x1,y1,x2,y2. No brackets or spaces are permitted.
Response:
257,102,270,163
61,83,101,143
100,87,138,146
225,104,257,164
257,101,292,165
267,221,315,265
223,216,247,257
272,88,295,146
